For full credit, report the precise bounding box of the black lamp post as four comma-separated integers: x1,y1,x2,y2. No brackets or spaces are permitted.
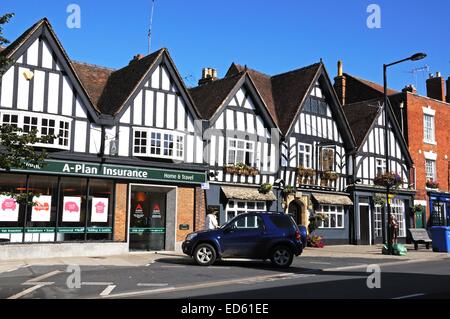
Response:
383,53,426,254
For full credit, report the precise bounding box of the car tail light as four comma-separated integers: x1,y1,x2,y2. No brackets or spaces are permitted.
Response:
295,229,301,241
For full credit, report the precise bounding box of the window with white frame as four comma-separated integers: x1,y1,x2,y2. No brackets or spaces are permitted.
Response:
133,128,184,160
298,143,312,168
391,199,406,237
374,205,383,238
318,205,344,229
423,114,435,143
376,159,386,176
226,138,254,166
0,111,71,150
225,200,266,224
425,159,436,181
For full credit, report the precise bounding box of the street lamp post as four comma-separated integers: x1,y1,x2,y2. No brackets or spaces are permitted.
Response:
382,53,426,254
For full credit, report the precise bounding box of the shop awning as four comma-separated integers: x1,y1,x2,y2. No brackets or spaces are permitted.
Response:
311,193,353,206
221,186,277,201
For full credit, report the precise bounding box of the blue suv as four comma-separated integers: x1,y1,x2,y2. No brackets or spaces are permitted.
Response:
182,212,304,268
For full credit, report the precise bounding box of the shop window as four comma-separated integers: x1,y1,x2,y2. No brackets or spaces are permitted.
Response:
57,177,87,242
0,174,27,243
390,199,406,237
225,200,266,224
374,205,383,238
24,175,58,243
318,205,344,229
86,179,114,241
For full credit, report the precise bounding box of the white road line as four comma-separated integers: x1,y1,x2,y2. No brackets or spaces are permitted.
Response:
137,283,169,287
160,265,186,268
7,283,51,299
323,258,434,272
26,270,61,283
100,285,117,296
82,282,114,286
309,262,332,265
392,293,425,299
102,272,315,299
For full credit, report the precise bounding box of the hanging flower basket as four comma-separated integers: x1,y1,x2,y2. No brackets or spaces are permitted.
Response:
374,172,402,188
373,193,387,206
259,183,273,194
426,179,439,189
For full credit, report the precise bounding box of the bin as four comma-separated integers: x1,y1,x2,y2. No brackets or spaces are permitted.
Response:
431,226,450,253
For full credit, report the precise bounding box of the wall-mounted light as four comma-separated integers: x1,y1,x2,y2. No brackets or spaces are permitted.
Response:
109,140,118,156
23,69,34,81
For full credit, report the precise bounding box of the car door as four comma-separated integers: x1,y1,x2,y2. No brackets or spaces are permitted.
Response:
220,214,266,258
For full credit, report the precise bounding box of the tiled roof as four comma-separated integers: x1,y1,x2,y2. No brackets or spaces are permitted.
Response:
188,72,245,120
71,61,115,107
191,62,321,133
341,73,398,105
343,98,383,146
97,49,164,115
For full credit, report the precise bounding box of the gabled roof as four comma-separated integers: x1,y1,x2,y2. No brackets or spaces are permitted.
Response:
97,49,164,115
0,18,45,59
71,61,115,107
188,72,245,120
343,99,383,146
340,73,398,105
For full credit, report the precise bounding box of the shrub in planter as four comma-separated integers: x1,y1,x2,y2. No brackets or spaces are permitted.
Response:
282,186,295,196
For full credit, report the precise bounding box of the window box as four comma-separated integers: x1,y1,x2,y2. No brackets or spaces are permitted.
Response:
426,179,439,189
224,163,259,176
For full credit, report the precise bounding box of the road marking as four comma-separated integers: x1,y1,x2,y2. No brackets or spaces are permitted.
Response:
101,272,315,299
322,258,433,272
137,283,169,287
309,262,332,265
82,282,114,286
160,265,186,268
7,283,52,299
392,293,425,299
100,285,117,296
26,270,61,283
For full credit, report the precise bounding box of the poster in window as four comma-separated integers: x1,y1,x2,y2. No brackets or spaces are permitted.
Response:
91,197,109,223
31,195,52,222
0,195,19,222
62,196,81,222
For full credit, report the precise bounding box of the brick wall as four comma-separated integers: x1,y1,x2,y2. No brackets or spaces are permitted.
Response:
176,187,195,242
114,183,128,242
405,93,450,219
195,187,206,231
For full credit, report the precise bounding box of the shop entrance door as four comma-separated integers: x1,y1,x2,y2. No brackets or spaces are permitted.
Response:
129,186,167,251
359,204,371,245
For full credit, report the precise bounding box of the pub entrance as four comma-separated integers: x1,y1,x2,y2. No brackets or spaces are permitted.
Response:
129,185,174,251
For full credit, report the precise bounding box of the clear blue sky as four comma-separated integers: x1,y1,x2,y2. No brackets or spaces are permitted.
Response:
2,0,449,93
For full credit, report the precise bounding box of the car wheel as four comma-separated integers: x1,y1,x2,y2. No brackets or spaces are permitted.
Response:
194,243,217,266
270,245,293,268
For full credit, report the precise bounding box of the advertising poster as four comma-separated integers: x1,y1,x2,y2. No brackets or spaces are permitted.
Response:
62,196,81,222
31,195,52,222
0,195,19,222
91,197,109,223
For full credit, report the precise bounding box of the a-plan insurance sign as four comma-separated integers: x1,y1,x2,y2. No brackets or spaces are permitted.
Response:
0,196,19,222
13,160,206,184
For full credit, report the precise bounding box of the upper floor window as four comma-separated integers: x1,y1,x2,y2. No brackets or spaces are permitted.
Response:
320,147,335,171
423,114,435,143
0,111,71,150
376,159,386,176
304,97,328,116
298,143,312,168
133,128,184,160
227,138,254,166
425,159,436,181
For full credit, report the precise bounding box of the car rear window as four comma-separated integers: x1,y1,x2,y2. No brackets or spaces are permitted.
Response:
269,215,295,229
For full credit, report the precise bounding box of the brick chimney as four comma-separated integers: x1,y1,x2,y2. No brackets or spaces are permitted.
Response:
129,54,145,65
447,77,450,103
334,60,346,105
402,84,417,94
426,72,445,101
198,68,218,86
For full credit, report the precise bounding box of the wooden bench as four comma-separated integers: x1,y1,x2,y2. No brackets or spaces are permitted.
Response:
408,228,432,250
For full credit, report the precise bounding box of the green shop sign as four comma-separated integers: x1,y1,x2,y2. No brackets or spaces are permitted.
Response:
0,228,22,234
12,159,206,184
130,227,166,234
0,227,113,234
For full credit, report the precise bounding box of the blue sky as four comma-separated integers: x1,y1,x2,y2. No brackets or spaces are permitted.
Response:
1,0,449,93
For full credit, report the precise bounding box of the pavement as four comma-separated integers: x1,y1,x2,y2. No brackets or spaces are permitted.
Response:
0,244,448,299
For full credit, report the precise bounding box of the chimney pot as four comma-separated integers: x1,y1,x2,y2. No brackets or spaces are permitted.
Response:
129,54,145,64
337,60,343,77
402,84,417,94
198,67,218,86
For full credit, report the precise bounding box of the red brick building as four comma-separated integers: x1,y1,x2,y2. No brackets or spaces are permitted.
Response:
334,62,450,229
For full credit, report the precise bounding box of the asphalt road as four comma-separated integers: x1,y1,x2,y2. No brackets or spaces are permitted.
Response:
0,254,449,299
